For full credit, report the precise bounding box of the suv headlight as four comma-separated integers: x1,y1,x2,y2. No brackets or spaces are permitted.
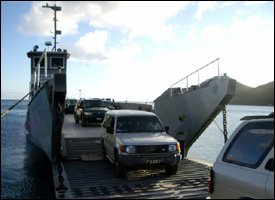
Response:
84,111,92,115
168,144,177,152
126,145,136,154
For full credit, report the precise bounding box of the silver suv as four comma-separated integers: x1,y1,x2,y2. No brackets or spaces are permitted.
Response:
209,113,274,199
100,110,182,177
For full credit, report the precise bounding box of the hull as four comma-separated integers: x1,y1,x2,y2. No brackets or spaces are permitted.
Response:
25,74,66,162
154,75,236,153
25,87,52,160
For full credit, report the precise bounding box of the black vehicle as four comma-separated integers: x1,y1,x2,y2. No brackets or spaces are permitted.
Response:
74,98,109,127
65,99,77,114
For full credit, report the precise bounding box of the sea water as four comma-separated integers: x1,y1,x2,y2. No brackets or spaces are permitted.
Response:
1,100,273,199
188,105,274,164
1,100,55,199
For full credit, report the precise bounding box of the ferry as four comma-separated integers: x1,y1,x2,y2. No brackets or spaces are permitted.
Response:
22,4,236,199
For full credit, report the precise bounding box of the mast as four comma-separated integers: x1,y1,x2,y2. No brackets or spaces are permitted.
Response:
42,3,62,52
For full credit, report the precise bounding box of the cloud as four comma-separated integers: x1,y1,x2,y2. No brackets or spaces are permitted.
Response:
244,1,268,6
174,12,274,88
72,11,273,99
221,1,237,8
17,2,190,40
194,1,217,20
17,2,53,36
74,30,109,61
17,1,191,63
17,2,111,36
106,1,190,43
15,1,273,101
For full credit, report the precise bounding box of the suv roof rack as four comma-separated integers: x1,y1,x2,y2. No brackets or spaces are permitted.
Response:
240,112,274,120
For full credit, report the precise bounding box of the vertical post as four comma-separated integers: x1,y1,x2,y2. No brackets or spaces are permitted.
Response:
186,77,189,91
42,4,62,52
53,4,57,51
34,71,37,91
45,51,47,78
217,58,220,78
198,71,200,87
37,63,40,88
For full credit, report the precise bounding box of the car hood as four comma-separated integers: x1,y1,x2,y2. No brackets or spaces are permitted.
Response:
116,132,178,145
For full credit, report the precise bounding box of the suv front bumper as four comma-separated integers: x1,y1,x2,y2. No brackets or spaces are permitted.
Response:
118,153,182,168
83,114,105,123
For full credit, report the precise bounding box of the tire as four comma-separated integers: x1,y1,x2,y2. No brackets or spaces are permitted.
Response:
101,140,107,161
74,114,79,124
115,151,125,178
165,165,178,175
81,116,86,127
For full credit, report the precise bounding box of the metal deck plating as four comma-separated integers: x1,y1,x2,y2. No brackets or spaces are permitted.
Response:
52,115,211,199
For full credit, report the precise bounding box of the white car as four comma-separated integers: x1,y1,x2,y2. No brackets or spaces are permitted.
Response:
209,113,274,199
100,110,182,177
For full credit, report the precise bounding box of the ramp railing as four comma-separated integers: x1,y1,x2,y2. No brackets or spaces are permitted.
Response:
170,58,220,97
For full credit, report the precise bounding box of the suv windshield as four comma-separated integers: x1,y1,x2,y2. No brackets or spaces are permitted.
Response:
67,99,77,105
116,116,164,133
84,100,106,108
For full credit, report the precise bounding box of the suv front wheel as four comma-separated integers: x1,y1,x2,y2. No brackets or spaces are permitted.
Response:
80,115,86,127
165,165,178,175
101,140,107,161
114,151,125,178
74,114,79,124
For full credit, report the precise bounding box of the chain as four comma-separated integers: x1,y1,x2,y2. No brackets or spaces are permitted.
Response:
55,102,67,194
222,106,228,143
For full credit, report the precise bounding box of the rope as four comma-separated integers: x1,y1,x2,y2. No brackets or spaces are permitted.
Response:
1,91,32,118
213,119,223,133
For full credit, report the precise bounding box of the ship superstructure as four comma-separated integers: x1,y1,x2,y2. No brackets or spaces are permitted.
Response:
25,4,69,163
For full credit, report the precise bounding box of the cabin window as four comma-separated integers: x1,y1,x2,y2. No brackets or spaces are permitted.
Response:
50,57,64,69
33,57,45,68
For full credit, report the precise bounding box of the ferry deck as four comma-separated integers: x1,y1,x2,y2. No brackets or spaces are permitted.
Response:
52,114,212,199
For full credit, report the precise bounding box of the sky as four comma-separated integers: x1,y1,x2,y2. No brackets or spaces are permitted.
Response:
1,1,274,102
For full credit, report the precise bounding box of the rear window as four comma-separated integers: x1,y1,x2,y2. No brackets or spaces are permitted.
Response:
223,121,274,168
116,115,164,133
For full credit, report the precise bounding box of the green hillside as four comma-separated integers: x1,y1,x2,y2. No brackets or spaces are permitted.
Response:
229,81,274,106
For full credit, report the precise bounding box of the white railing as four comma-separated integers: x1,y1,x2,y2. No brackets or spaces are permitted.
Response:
32,49,47,92
170,58,220,97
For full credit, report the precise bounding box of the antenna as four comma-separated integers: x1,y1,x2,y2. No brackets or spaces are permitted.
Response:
42,3,62,52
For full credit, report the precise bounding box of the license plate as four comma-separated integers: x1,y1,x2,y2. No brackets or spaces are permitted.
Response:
146,159,161,164
96,118,102,120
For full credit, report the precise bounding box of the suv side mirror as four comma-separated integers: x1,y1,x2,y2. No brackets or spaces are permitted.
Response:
106,126,114,134
164,126,169,133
